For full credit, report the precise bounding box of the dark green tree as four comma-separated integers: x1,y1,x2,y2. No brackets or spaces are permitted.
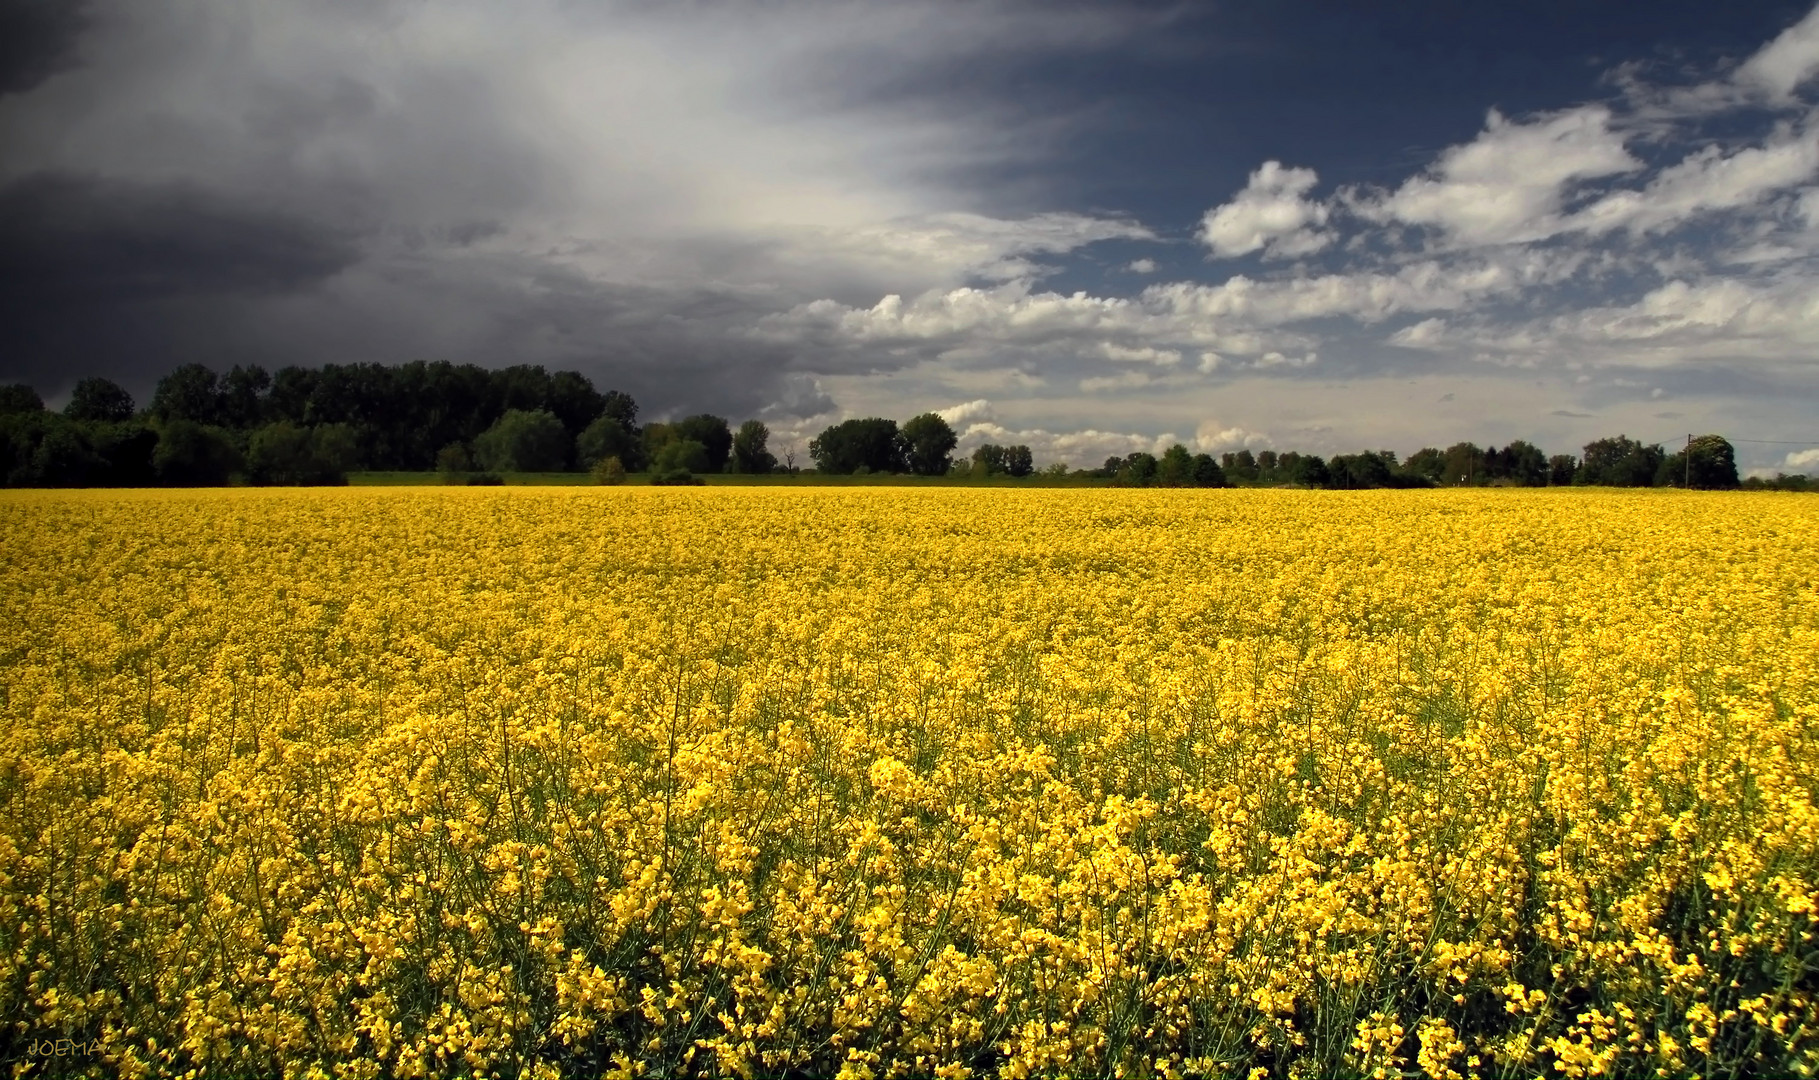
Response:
671,415,733,473
86,421,159,486
1292,454,1331,488
1401,448,1445,483
578,417,643,471
1191,453,1226,487
653,439,710,475
1329,451,1393,489
152,420,240,485
219,365,272,428
900,413,958,476
245,422,350,485
809,418,904,474
1004,445,1034,478
1548,454,1578,486
971,444,1008,477
150,364,222,424
0,385,43,415
600,390,639,430
436,442,473,474
64,377,136,422
1226,449,1259,483
1499,440,1549,486
1118,452,1159,486
730,420,777,474
473,409,571,472
1157,444,1195,487
1660,435,1740,489
1578,435,1664,487
494,365,553,414
548,370,606,437
1441,442,1485,485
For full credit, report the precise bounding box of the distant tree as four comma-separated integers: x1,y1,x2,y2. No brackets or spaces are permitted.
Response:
64,378,136,422
473,409,571,473
150,364,222,424
1041,461,1070,478
971,444,1008,477
1660,435,1740,489
729,420,777,474
313,424,360,476
1100,456,1125,478
900,413,958,476
1004,445,1034,478
1191,453,1226,487
1499,440,1549,486
267,366,319,424
1255,450,1279,474
1118,452,1159,486
592,455,627,485
809,418,904,474
1441,442,1485,485
494,364,553,414
1578,435,1664,487
672,415,734,473
85,421,159,486
1401,447,1444,483
547,370,606,437
0,384,44,415
1687,435,1739,490
600,390,639,430
578,417,643,471
1230,449,1259,482
245,422,350,485
653,439,710,475
643,422,678,466
0,413,104,486
1548,454,1578,486
1329,451,1393,489
1292,454,1331,488
436,442,473,474
152,420,240,486
1157,444,1195,487
1742,472,1812,492
218,365,272,428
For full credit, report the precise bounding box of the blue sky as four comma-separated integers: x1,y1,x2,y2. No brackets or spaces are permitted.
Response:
2,0,1817,471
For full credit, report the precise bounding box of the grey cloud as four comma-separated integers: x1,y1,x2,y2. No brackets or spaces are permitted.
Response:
0,0,89,95
0,172,361,305
1550,409,1593,417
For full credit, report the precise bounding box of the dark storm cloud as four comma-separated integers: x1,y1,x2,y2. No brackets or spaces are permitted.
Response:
0,0,89,96
0,172,362,386
0,172,361,304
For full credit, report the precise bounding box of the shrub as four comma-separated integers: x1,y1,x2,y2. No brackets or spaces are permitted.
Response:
651,468,706,486
592,455,627,485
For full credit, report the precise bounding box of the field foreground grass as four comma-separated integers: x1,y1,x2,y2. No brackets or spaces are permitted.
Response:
2,487,1817,1078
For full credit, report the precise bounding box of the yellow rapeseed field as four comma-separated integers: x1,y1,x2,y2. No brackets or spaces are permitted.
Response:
3,487,1817,1079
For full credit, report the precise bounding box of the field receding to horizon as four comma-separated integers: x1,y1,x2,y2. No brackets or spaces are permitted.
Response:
3,487,1818,1078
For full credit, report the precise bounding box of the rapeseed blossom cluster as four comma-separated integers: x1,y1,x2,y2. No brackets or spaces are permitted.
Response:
2,487,1816,1078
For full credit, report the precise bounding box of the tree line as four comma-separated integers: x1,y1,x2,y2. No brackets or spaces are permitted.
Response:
0,364,783,487
0,364,1800,490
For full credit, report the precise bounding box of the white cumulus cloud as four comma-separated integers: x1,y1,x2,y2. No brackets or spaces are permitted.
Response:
1193,419,1267,453
1736,4,1819,102
935,399,998,426
1351,106,1641,246
1199,161,1333,259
